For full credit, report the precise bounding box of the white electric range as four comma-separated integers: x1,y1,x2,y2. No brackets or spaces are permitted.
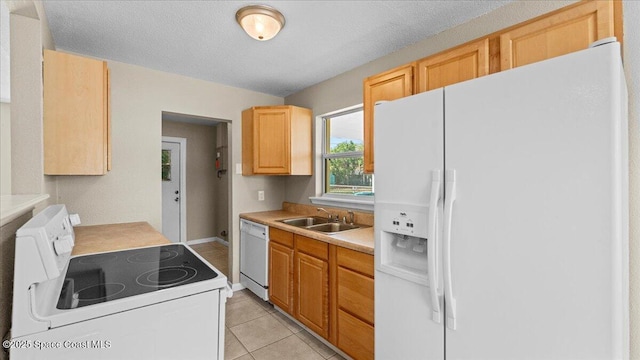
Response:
8,205,229,360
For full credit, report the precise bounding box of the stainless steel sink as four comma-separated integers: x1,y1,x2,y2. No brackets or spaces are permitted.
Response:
306,222,361,234
279,216,328,227
278,216,368,234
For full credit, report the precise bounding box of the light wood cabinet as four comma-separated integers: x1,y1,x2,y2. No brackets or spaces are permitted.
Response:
44,50,111,175
363,64,414,174
268,228,294,315
294,235,330,338
500,1,614,70
266,227,374,358
416,38,489,92
334,247,374,360
362,1,621,174
242,105,312,175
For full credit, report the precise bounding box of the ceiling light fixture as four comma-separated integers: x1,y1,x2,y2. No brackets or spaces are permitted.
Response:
236,5,285,41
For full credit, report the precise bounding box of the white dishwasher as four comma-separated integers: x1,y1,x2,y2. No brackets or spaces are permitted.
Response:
240,219,269,300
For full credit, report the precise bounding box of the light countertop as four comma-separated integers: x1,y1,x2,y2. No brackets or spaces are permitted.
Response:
240,210,374,255
72,222,171,256
0,194,50,227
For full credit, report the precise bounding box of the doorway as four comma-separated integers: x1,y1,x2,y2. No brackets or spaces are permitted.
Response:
161,112,231,277
161,137,186,243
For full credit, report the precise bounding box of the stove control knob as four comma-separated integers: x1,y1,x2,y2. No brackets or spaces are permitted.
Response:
53,236,73,255
69,214,81,227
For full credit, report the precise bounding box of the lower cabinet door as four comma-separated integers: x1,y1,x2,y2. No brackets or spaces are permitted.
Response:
295,252,329,338
337,309,374,360
269,242,294,314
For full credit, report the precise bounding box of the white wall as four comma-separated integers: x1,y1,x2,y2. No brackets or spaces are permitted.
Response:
9,12,44,195
0,102,10,195
623,1,640,356
8,1,55,204
285,0,639,357
54,60,284,283
214,122,230,243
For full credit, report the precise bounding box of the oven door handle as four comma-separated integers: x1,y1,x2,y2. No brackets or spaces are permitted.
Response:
29,284,51,324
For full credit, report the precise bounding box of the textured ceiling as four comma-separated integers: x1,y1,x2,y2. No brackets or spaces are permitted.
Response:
42,1,512,98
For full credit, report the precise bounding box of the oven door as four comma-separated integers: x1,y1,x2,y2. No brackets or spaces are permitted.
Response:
12,290,224,360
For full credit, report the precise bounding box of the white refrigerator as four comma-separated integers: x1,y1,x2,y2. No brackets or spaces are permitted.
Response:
374,40,629,359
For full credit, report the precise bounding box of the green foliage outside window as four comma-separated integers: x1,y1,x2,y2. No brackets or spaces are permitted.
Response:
323,109,373,196
162,150,171,181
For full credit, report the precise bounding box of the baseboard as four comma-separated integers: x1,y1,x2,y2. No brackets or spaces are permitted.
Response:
187,236,228,246
230,282,245,292
214,237,229,246
187,237,215,245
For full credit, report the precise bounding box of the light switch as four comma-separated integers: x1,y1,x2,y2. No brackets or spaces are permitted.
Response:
236,163,242,174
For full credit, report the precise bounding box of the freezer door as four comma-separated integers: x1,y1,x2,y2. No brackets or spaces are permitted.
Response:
374,88,444,207
374,89,445,360
443,43,628,359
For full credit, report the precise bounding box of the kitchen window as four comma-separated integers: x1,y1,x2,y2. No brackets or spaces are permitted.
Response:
311,106,374,211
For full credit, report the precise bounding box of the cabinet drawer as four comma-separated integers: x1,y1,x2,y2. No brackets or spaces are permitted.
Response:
295,235,328,261
338,267,374,324
337,247,374,277
337,309,374,360
270,227,294,247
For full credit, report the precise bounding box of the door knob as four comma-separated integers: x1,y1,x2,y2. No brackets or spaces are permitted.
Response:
174,197,179,202
175,190,179,194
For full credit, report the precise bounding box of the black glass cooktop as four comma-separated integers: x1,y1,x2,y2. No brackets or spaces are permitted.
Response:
57,244,218,310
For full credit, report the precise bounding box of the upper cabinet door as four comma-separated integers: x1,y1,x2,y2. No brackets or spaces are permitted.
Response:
363,64,414,174
44,50,111,175
254,107,291,175
416,38,489,93
500,1,614,71
242,105,312,176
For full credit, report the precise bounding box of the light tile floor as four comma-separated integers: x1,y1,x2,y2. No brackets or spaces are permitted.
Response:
191,241,229,277
191,242,347,360
223,290,346,360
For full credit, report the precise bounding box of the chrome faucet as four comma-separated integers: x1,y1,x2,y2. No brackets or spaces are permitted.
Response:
317,207,338,222
347,210,355,225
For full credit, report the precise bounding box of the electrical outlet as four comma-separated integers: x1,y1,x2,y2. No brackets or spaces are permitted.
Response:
258,191,265,201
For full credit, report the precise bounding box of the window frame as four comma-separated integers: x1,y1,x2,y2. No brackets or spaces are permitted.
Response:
309,105,374,211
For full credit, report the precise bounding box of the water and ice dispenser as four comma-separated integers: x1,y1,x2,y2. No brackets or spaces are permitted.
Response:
377,204,433,286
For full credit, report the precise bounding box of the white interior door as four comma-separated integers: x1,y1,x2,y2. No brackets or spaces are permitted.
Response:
443,44,627,359
162,140,182,242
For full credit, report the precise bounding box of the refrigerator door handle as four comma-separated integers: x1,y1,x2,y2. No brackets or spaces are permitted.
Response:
427,170,442,323
443,169,457,330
